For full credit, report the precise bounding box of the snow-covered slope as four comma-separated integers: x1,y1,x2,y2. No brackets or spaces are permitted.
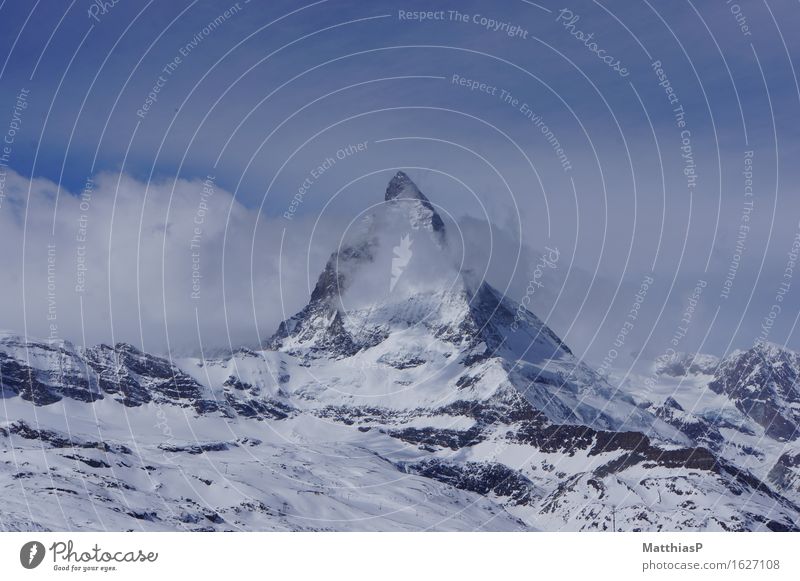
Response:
615,342,800,512
2,173,799,531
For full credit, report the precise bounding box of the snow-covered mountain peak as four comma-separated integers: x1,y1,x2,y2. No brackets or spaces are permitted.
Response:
709,341,800,441
265,174,674,439
385,170,425,202
384,170,445,236
269,173,554,363
5,172,800,531
384,170,420,199
746,340,798,363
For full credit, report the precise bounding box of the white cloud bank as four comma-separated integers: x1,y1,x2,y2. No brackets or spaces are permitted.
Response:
0,169,342,355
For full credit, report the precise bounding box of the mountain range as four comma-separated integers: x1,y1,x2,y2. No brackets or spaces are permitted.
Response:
1,172,799,531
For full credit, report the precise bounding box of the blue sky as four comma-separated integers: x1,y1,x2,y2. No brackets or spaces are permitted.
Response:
1,0,799,364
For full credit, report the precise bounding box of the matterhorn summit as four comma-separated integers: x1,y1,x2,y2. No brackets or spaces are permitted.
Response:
1,172,799,532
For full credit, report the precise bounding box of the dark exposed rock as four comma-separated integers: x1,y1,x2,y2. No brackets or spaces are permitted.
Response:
656,401,721,444
223,391,292,420
0,339,101,404
389,426,484,451
223,376,252,391
159,441,232,454
127,511,158,521
315,405,407,425
769,451,800,493
404,459,536,505
1,353,62,404
62,454,111,469
377,354,426,369
709,343,800,441
204,512,224,524
83,343,207,407
435,395,547,426
384,171,445,235
1,420,131,454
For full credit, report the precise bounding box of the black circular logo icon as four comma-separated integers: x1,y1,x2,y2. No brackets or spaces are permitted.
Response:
20,541,46,569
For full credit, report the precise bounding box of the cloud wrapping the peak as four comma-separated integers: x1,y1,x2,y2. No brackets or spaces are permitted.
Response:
0,169,340,355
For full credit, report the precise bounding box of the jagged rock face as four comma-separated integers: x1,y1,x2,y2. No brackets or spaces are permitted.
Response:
0,334,101,404
769,452,800,494
0,335,221,414
82,343,219,414
653,398,731,458
709,343,800,441
265,175,598,412
82,343,154,407
384,171,445,235
267,171,454,358
2,174,800,531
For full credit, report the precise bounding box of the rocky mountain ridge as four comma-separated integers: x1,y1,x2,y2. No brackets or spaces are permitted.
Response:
2,173,799,531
